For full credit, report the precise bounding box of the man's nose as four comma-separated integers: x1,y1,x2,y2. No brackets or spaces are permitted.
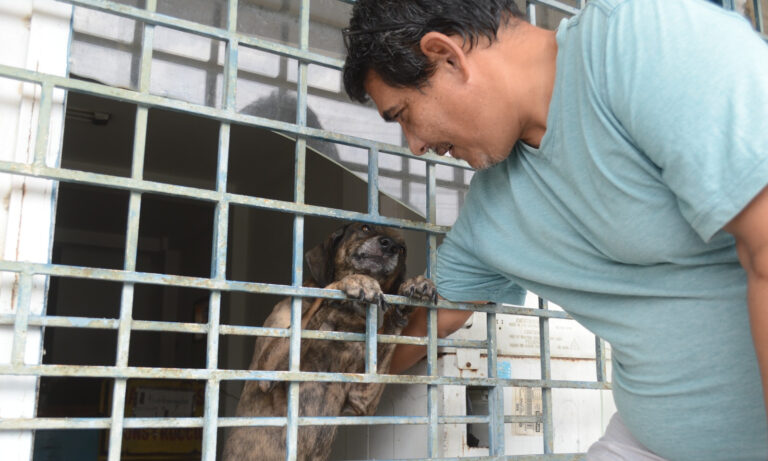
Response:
402,126,429,156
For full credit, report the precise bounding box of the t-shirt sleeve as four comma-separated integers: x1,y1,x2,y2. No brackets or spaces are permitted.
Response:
603,0,768,242
436,200,527,305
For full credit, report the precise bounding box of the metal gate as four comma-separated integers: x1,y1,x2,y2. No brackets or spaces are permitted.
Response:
1,0,762,460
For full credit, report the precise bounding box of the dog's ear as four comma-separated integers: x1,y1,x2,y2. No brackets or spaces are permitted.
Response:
304,224,348,286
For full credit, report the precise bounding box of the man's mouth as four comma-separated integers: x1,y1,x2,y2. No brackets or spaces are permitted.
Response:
434,144,453,156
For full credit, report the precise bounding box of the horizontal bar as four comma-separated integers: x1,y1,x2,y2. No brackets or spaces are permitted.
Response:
0,161,448,234
66,0,344,69
0,363,611,389
0,414,546,430
0,64,468,170
530,0,581,15
0,261,574,319
0,313,486,348
344,455,586,461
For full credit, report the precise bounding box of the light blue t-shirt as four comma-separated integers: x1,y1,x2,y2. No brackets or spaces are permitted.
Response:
436,0,768,459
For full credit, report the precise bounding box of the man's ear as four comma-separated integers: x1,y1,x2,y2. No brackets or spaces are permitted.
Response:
419,32,471,82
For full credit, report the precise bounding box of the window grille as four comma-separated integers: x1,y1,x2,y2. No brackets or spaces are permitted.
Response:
6,0,758,459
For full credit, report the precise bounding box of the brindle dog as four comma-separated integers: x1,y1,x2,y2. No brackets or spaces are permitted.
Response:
222,222,436,461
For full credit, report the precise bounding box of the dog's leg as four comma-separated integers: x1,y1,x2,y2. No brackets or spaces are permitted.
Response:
341,276,436,416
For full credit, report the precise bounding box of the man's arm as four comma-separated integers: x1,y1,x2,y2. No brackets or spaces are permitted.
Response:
724,186,768,422
388,299,478,374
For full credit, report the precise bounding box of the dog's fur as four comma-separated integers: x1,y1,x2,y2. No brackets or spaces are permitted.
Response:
222,222,436,461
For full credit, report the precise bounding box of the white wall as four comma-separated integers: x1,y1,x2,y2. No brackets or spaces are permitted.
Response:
0,1,72,460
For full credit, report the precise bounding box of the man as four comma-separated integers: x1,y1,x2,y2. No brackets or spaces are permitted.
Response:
342,0,768,460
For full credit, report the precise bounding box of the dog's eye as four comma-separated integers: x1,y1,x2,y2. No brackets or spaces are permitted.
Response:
361,225,370,233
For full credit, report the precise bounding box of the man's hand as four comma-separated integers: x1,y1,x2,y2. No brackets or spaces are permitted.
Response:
725,185,768,426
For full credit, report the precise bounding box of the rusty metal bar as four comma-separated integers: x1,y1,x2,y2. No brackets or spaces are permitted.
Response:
0,63,467,169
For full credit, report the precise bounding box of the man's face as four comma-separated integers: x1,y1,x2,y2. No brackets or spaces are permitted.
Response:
364,69,517,170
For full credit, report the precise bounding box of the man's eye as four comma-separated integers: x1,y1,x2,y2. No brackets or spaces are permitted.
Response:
361,225,370,232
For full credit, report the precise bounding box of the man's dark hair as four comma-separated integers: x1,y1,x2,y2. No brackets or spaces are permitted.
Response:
342,0,525,103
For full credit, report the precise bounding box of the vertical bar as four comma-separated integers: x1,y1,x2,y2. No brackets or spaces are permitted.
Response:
425,162,439,456
595,336,607,383
286,2,311,460
10,272,33,365
365,304,378,374
201,1,238,459
107,1,155,457
364,147,379,374
487,312,505,456
754,0,764,33
539,297,553,454
527,1,537,26
722,0,736,10
32,82,53,166
367,146,380,215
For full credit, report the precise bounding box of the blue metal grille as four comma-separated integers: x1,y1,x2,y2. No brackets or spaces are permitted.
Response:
0,0,672,459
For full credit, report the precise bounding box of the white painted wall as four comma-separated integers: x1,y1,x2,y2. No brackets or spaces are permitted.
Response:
0,1,72,459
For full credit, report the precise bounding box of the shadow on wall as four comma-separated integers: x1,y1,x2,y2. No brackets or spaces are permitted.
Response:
240,90,341,164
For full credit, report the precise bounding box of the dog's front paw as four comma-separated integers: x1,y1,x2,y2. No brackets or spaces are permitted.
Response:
337,274,384,308
398,275,437,304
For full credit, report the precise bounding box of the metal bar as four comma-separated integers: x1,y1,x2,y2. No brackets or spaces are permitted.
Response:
527,1,537,26
286,1,311,458
106,2,155,454
10,273,33,365
425,161,439,457
0,160,450,234
1,261,581,318
754,0,765,33
0,64,469,169
0,363,612,389
342,455,586,461
64,0,344,70
529,0,580,15
0,414,549,430
0,314,495,348
368,146,380,215
201,1,238,457
33,82,53,166
365,303,378,374
487,312,506,456
539,298,554,454
595,337,607,383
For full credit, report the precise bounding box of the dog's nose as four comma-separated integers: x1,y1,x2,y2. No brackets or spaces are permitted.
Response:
379,237,403,254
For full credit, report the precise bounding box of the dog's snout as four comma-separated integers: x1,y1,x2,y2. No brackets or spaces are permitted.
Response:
379,237,404,254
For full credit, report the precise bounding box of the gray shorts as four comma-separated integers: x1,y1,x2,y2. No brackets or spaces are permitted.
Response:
586,413,668,461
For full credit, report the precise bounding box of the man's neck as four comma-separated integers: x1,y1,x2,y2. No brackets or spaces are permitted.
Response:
496,22,559,148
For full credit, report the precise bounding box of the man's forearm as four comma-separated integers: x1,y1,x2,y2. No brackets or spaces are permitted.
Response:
726,186,768,426
388,307,474,374
746,258,768,420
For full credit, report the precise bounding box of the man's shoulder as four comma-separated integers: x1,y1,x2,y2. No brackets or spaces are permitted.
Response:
580,0,630,17
580,0,737,23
